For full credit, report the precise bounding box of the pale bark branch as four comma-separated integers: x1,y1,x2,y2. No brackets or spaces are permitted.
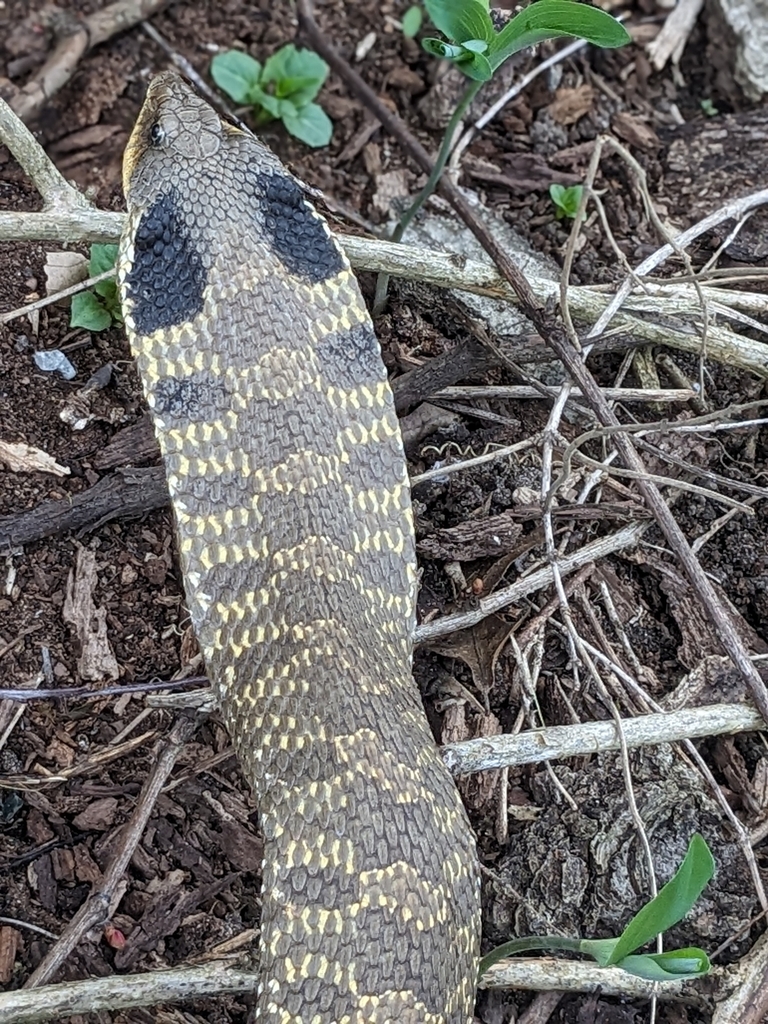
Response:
0,961,258,1024
0,103,89,211
442,702,764,775
415,522,648,644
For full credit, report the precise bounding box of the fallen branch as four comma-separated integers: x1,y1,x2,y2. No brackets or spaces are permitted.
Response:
0,467,168,550
442,701,763,775
481,956,712,1009
0,950,714,1024
0,961,258,1024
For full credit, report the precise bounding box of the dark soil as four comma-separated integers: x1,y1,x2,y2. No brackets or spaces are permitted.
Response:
2,2,768,1023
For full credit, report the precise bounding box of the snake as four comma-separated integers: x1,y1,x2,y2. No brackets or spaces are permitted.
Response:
117,71,481,1023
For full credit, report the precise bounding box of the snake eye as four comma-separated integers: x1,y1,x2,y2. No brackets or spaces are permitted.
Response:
149,122,165,147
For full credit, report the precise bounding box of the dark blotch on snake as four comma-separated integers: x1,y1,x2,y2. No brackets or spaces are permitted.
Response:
126,190,207,335
255,171,344,284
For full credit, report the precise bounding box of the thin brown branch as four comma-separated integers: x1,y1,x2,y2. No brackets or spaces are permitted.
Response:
0,467,168,549
24,715,199,987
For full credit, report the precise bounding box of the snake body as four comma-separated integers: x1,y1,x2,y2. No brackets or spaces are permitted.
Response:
117,72,480,1023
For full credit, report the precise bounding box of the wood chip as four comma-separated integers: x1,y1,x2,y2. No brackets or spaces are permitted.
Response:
44,251,88,297
0,440,70,477
611,111,661,150
72,796,119,831
73,842,104,885
371,168,411,214
0,926,19,986
547,84,595,125
62,545,120,682
418,510,523,561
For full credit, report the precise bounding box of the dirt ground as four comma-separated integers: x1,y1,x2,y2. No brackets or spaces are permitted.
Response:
2,1,768,1022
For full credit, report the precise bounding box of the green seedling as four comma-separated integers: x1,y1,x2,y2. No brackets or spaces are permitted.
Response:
550,182,584,219
374,0,631,310
700,98,718,117
211,44,332,148
70,244,122,332
480,833,715,983
422,0,630,82
402,5,424,37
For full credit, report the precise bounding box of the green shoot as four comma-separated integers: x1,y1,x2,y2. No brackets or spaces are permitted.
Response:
402,5,424,37
480,834,715,983
550,182,584,219
374,0,631,310
422,0,630,80
70,244,122,332
211,44,332,148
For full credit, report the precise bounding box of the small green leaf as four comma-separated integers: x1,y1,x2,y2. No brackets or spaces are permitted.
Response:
456,47,493,81
422,32,493,77
490,0,631,69
550,182,584,218
249,85,284,120
89,243,118,277
424,0,494,44
605,835,715,965
616,948,711,981
93,278,116,301
422,38,466,60
70,291,112,332
274,74,322,101
261,45,328,106
211,51,263,104
461,38,489,53
98,281,123,322
402,4,424,37
281,102,333,147
579,936,617,967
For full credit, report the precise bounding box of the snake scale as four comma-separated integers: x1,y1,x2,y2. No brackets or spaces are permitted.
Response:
117,72,481,1023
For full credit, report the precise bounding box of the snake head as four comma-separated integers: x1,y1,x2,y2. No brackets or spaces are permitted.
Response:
122,71,229,201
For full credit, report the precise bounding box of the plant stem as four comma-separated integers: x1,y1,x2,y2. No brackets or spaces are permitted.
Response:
478,935,583,977
372,78,484,314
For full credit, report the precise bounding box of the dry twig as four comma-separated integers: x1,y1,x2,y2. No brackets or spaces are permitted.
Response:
24,715,198,986
442,702,763,775
7,0,171,122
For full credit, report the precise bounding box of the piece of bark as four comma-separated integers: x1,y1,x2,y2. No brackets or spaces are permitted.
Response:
417,510,523,561
91,415,160,471
63,545,120,681
0,466,168,549
0,927,19,986
392,337,499,412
